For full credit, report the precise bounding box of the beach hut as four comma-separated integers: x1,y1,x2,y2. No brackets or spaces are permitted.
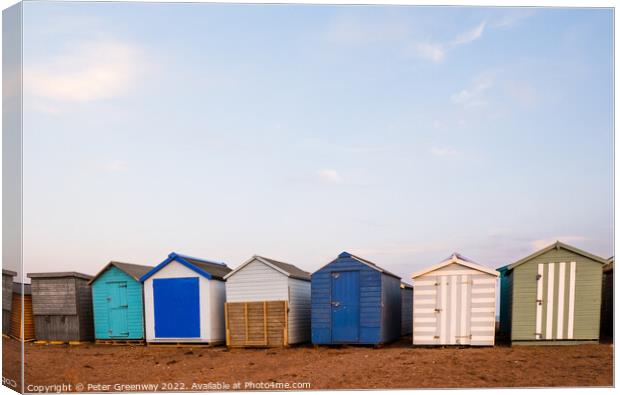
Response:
411,253,499,346
2,269,16,334
600,257,613,340
311,252,402,345
10,283,34,341
223,255,311,347
28,272,94,342
401,282,413,336
498,241,607,345
89,261,153,342
140,252,232,344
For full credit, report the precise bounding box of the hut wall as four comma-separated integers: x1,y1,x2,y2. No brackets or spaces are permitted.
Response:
225,260,288,302
401,287,413,336
10,292,34,340
381,273,402,343
2,272,14,334
510,248,603,343
92,266,145,340
600,268,613,339
286,277,311,344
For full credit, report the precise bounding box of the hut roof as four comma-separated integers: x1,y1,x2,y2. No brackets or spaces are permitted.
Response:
140,252,232,282
317,252,401,279
27,272,92,281
225,255,311,281
88,261,154,284
3,269,17,277
497,241,608,272
412,252,499,279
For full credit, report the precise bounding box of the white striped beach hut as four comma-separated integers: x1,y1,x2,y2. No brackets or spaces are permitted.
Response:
411,253,499,346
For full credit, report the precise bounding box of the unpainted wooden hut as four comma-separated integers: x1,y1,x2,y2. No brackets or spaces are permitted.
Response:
498,241,606,345
401,282,413,336
600,257,613,340
140,252,232,343
2,269,16,334
28,272,94,341
412,253,499,346
311,252,402,345
224,255,311,347
89,261,153,341
10,283,34,340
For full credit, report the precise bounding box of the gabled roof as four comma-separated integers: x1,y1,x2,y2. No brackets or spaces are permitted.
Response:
498,241,608,272
411,252,499,279
2,269,17,277
317,252,401,280
88,261,154,284
224,255,311,281
27,272,92,281
140,252,231,282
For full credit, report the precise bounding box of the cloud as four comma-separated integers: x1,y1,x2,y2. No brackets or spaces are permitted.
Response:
412,22,485,63
531,236,588,251
490,9,536,29
451,22,486,46
413,42,445,63
451,73,494,108
25,39,145,102
430,147,457,157
317,169,342,184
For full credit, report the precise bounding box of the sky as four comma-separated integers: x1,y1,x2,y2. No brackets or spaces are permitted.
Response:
13,2,614,281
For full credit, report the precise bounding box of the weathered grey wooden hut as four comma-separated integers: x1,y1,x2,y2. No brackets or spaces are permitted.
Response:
28,272,94,341
2,269,16,334
401,282,413,336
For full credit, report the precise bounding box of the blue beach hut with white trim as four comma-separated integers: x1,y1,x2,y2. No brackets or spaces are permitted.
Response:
311,252,402,345
140,252,232,343
89,262,153,341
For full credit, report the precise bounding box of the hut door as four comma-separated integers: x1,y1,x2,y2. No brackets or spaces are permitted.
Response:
153,277,201,338
331,271,360,343
107,282,129,338
437,275,472,345
535,262,577,340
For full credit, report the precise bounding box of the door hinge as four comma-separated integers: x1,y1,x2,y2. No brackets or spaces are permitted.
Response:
536,299,543,305
434,308,442,313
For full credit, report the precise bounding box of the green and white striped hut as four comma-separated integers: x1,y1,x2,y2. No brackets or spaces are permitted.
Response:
498,241,607,345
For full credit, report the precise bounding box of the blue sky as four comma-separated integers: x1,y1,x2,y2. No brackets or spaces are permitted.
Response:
19,3,613,280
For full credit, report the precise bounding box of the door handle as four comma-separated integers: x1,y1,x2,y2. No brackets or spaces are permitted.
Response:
331,301,340,307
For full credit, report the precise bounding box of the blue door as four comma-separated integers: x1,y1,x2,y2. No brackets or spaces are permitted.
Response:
153,277,201,338
331,271,360,342
107,281,129,337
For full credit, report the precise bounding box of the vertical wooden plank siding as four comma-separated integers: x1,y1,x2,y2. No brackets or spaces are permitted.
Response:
91,266,145,340
509,248,603,343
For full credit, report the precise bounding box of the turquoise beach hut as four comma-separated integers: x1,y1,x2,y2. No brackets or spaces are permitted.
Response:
89,261,153,341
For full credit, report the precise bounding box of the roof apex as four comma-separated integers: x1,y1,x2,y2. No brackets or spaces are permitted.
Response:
499,241,608,271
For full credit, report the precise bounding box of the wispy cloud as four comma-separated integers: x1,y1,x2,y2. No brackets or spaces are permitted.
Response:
451,21,487,46
25,39,146,103
430,147,457,157
451,73,495,109
531,236,588,251
316,169,342,184
412,21,486,63
490,9,536,29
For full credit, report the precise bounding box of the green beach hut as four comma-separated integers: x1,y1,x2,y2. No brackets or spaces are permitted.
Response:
89,261,153,341
498,241,607,345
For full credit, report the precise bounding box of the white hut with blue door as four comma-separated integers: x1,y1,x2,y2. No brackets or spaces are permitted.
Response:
311,252,402,345
89,262,153,341
140,252,232,343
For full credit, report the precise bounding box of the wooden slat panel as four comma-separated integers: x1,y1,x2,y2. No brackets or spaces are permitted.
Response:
226,301,287,347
